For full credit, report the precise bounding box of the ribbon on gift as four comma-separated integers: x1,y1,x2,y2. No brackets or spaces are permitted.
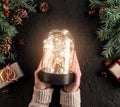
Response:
3,64,17,83
117,77,120,82
115,60,120,82
116,60,120,65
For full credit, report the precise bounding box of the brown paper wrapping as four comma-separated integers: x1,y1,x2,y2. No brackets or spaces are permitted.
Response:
0,62,24,89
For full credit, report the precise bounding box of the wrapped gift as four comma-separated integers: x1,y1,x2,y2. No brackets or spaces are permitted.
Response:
0,62,24,89
109,59,120,81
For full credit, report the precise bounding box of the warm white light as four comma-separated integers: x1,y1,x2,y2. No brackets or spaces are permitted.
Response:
42,29,74,74
62,29,69,35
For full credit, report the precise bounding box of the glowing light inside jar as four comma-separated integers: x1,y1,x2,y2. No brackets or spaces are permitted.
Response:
42,29,74,74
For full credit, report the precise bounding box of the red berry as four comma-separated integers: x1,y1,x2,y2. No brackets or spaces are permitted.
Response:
2,89,9,94
5,0,9,5
5,13,9,16
5,2,8,5
7,10,10,14
101,71,107,77
88,10,95,15
88,11,92,15
5,9,9,12
5,9,10,16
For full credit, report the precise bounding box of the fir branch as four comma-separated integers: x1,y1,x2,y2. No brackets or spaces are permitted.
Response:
117,26,120,32
0,11,6,19
7,52,17,61
0,2,2,9
116,26,120,36
89,0,120,58
0,18,8,32
0,0,37,64
0,34,9,40
21,0,36,12
89,0,102,9
101,33,120,58
6,25,18,37
114,28,120,54
9,0,36,12
107,0,120,6
103,6,120,28
115,36,120,54
101,26,120,58
8,1,21,9
101,38,116,58
97,27,115,41
0,53,6,64
0,18,18,37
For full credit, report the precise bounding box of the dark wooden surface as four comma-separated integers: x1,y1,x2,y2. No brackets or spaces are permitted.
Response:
0,0,120,107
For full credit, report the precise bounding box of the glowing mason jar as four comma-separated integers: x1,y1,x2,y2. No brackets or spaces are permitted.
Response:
39,29,74,85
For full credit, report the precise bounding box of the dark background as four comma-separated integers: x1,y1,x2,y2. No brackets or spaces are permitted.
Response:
0,0,120,107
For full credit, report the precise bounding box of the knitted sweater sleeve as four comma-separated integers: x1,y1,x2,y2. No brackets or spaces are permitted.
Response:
60,89,81,107
28,87,54,107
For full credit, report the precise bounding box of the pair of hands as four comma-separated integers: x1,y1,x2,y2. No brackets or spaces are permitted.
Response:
34,51,81,93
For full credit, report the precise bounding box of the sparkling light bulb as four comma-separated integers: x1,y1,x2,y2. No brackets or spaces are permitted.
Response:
62,29,69,35
42,29,74,74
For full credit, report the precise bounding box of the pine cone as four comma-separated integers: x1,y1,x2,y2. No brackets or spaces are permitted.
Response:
14,8,28,18
0,44,11,55
99,2,108,19
0,37,12,55
3,37,12,45
99,7,106,19
11,15,22,25
39,2,48,13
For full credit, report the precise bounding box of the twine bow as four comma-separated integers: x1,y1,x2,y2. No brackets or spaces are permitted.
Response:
116,60,120,65
116,60,120,82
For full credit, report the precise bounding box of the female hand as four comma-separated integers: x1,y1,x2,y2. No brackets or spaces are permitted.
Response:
34,57,51,90
64,51,81,93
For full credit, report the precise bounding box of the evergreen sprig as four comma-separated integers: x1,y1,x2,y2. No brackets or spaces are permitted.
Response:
9,0,36,12
97,27,115,41
7,52,17,61
0,18,18,37
107,0,120,6
89,0,102,9
0,0,36,64
89,0,120,59
0,53,6,64
103,6,120,28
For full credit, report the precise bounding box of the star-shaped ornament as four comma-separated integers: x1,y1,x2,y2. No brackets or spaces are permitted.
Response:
18,39,25,46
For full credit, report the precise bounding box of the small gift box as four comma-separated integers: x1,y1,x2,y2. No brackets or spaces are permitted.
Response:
0,62,24,89
109,59,120,81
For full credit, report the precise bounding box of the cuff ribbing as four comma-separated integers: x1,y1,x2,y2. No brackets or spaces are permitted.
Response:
60,89,81,106
33,87,54,104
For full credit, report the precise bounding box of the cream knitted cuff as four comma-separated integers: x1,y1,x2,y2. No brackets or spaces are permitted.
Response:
60,89,81,106
32,87,54,104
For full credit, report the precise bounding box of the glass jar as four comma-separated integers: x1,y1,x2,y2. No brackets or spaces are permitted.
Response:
39,29,74,85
